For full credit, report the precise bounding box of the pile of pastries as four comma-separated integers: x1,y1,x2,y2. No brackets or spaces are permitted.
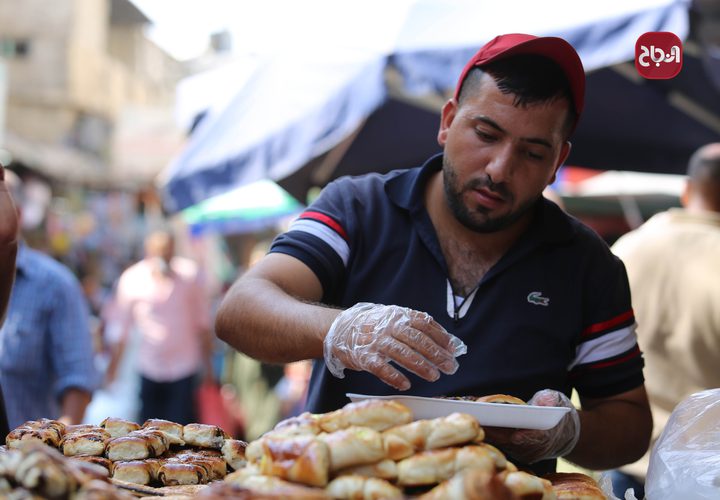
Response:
212,398,607,499
2,399,608,499
4,417,247,491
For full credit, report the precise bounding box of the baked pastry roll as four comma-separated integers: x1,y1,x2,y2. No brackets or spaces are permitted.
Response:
65,424,105,435
26,418,66,435
143,458,165,482
99,417,141,439
318,399,413,433
316,427,386,471
272,412,322,437
171,451,227,481
501,470,556,499
70,456,112,475
158,462,208,486
246,434,330,487
475,442,510,471
127,429,168,456
183,423,229,449
397,445,496,486
221,438,248,470
60,431,109,457
74,478,136,500
6,427,62,449
227,474,331,499
105,436,153,461
383,412,482,460
544,472,605,499
326,474,404,500
418,468,518,500
142,419,185,445
111,460,152,485
14,445,77,499
334,458,397,481
476,394,527,405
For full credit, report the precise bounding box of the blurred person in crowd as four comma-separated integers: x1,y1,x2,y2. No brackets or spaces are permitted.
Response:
0,169,97,429
0,164,20,438
108,230,214,424
610,143,720,497
216,34,652,475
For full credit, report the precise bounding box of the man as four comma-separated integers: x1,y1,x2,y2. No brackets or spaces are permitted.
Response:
610,143,720,497
0,169,96,429
109,230,214,425
216,34,652,474
0,164,19,438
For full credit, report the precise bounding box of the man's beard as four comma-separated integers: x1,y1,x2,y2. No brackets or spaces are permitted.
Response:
442,156,539,233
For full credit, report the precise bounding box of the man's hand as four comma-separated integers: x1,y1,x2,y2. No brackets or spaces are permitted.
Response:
484,389,580,464
323,302,467,390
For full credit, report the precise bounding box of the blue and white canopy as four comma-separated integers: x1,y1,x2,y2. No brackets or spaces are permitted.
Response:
160,0,689,212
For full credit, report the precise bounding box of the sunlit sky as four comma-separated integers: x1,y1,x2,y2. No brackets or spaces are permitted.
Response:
130,0,676,61
130,0,422,61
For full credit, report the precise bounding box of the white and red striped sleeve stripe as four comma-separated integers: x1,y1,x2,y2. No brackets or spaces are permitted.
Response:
568,310,639,369
288,211,350,266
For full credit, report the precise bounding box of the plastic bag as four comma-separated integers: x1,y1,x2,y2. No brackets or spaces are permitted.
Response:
645,388,720,499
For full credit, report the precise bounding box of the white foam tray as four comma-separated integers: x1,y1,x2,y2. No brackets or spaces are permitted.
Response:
346,393,570,430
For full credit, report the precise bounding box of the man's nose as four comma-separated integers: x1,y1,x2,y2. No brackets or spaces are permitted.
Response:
485,145,514,184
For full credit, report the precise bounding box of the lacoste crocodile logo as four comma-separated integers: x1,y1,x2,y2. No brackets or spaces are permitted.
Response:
527,291,550,306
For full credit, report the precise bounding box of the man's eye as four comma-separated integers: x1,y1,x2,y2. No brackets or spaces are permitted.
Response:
475,130,495,141
527,151,544,160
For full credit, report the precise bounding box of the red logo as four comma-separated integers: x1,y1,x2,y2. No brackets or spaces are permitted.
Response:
635,32,683,79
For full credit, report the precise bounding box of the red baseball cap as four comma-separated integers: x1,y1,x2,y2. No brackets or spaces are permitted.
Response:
454,33,585,119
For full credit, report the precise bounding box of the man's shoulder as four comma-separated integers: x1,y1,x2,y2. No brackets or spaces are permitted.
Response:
328,168,417,196
20,247,80,286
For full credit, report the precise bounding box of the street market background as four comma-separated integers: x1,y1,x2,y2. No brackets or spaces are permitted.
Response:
1,0,718,464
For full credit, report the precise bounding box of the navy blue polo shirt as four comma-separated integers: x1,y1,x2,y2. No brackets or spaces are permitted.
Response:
270,154,643,453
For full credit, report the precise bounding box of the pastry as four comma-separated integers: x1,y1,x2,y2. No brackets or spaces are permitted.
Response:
397,445,495,486
127,429,168,456
476,394,527,405
111,460,152,485
318,399,413,433
158,461,208,486
99,418,141,439
246,434,330,487
59,431,109,457
221,439,248,471
317,426,386,471
6,427,62,449
226,473,330,499
419,468,518,500
502,470,556,499
142,419,185,445
183,423,229,449
544,472,606,499
326,474,404,500
334,458,398,481
70,456,112,475
105,436,153,461
383,412,481,460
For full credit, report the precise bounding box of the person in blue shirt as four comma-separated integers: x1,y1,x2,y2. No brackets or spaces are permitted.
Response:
0,164,19,438
216,34,652,473
0,169,97,430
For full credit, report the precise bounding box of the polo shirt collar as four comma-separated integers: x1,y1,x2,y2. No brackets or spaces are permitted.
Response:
385,153,575,245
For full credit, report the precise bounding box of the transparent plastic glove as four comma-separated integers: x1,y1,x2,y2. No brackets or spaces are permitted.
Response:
323,302,467,390
500,389,580,464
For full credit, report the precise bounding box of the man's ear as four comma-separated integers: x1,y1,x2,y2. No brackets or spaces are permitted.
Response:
549,141,572,185
680,180,691,208
437,99,458,146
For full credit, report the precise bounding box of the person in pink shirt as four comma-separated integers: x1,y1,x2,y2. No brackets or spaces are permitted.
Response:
108,230,214,424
